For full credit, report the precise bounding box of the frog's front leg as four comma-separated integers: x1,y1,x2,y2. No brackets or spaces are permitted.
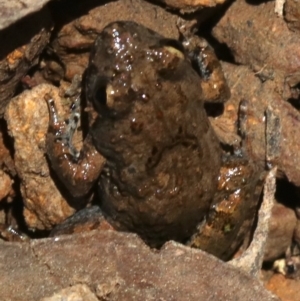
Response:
45,93,105,198
179,25,230,103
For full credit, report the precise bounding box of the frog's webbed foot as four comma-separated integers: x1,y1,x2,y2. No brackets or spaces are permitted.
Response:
177,20,230,103
45,92,105,198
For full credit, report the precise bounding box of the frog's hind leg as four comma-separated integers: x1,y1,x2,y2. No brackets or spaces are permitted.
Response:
45,92,105,198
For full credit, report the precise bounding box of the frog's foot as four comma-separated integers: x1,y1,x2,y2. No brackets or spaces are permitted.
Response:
177,23,230,103
229,167,277,277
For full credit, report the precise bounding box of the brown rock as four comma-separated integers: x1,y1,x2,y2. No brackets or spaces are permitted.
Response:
0,231,280,300
213,0,300,101
158,0,226,10
264,203,297,262
5,84,75,230
292,219,300,246
41,284,98,301
0,0,51,30
285,0,300,32
0,121,15,177
0,7,52,116
266,273,300,301
0,170,12,201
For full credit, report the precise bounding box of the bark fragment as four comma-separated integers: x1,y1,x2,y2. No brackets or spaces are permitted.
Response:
0,7,52,116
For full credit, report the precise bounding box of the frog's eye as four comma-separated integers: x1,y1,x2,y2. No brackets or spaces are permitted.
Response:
87,76,114,109
159,39,185,59
92,76,119,118
92,76,110,109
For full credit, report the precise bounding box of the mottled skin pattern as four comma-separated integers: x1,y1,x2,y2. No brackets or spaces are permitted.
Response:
46,22,263,257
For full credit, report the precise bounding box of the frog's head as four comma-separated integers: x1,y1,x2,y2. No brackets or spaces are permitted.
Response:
86,21,188,121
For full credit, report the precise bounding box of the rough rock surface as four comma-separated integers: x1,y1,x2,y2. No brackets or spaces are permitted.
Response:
5,84,76,229
41,284,98,301
213,0,300,101
263,203,297,261
0,121,15,173
266,274,300,301
285,0,300,32
0,231,279,301
0,0,51,30
158,0,226,10
0,170,12,201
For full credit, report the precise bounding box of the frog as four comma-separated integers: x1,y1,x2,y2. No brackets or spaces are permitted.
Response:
45,21,263,260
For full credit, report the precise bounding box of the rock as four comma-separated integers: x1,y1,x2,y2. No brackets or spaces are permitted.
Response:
266,273,300,301
41,284,98,301
5,84,76,230
0,0,52,30
0,231,280,301
213,0,300,101
292,219,300,246
285,0,300,32
0,170,12,201
264,203,297,262
158,0,227,11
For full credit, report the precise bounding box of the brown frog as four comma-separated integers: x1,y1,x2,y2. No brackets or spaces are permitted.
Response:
46,21,262,260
